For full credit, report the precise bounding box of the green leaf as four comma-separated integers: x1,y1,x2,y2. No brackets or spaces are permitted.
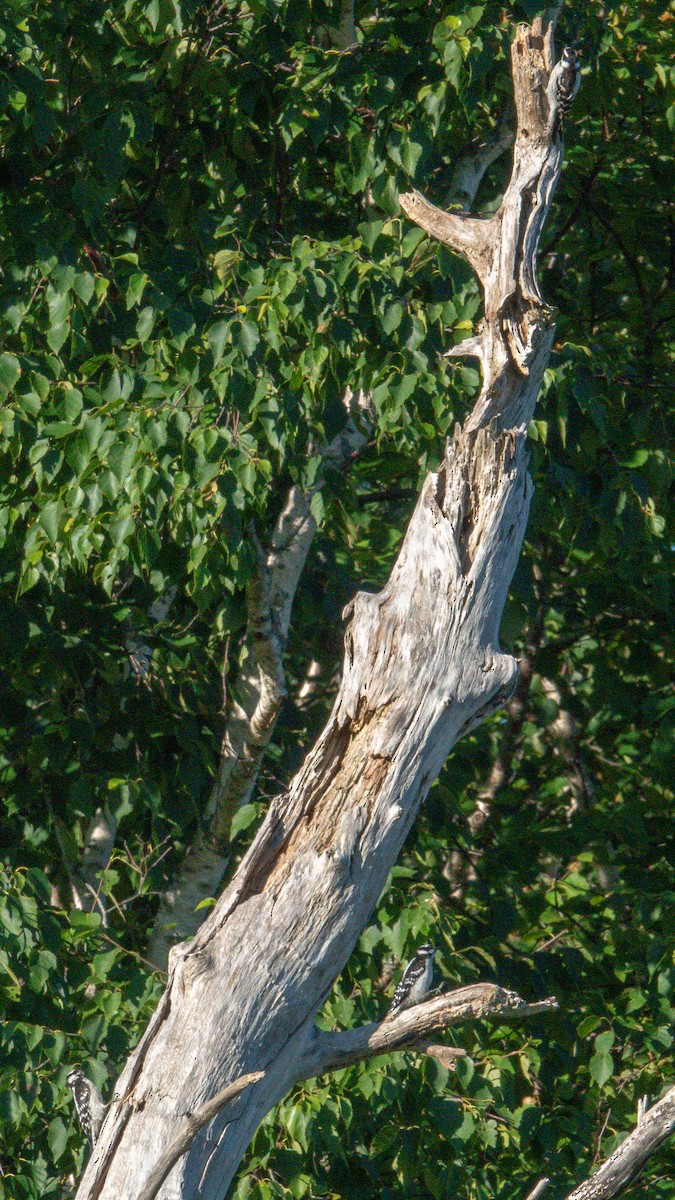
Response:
594,1030,615,1054
208,320,231,365
47,321,69,353
68,911,102,931
381,303,403,334
451,1111,476,1144
358,220,383,250
136,306,156,342
26,868,52,902
0,353,21,394
39,502,61,545
620,449,649,468
589,1052,614,1087
237,319,260,356
309,491,324,526
230,803,259,839
401,140,423,176
74,272,96,303
126,272,149,309
48,1117,69,1162
62,386,84,422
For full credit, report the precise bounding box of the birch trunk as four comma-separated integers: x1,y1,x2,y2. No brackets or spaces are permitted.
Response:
75,19,568,1200
146,391,371,969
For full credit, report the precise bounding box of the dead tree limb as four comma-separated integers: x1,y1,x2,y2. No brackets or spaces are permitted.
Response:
133,988,559,1200
297,985,559,1081
563,1085,675,1200
74,20,575,1200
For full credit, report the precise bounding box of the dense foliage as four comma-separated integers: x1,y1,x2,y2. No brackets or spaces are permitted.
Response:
0,0,672,1197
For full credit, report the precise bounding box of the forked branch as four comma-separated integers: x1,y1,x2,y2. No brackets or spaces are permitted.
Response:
398,189,495,286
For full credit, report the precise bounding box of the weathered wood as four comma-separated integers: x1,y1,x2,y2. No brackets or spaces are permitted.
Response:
563,1085,675,1200
135,1072,264,1200
146,390,371,969
298,985,559,1081
74,20,569,1200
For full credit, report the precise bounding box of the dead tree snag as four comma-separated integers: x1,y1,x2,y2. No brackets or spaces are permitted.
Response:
74,19,573,1200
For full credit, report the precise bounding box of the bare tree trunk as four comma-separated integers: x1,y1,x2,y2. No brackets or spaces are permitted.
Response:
74,19,577,1200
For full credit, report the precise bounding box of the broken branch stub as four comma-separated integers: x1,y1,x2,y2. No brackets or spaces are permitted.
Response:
74,19,566,1200
401,23,561,434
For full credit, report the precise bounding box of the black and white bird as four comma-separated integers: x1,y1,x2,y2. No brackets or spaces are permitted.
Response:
386,942,436,1019
546,46,581,134
66,1068,109,1149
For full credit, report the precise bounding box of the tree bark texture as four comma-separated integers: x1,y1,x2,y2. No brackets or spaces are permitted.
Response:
563,1085,675,1200
75,20,568,1200
137,986,558,1200
146,391,370,969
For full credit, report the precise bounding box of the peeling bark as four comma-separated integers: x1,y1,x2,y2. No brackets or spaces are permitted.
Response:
146,391,370,969
74,21,585,1200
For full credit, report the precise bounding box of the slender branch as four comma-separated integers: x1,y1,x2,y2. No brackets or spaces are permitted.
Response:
525,1181,550,1200
297,985,559,1082
563,1085,675,1200
136,1071,265,1200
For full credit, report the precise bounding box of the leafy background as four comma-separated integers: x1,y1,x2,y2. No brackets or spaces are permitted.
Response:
0,0,673,1196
